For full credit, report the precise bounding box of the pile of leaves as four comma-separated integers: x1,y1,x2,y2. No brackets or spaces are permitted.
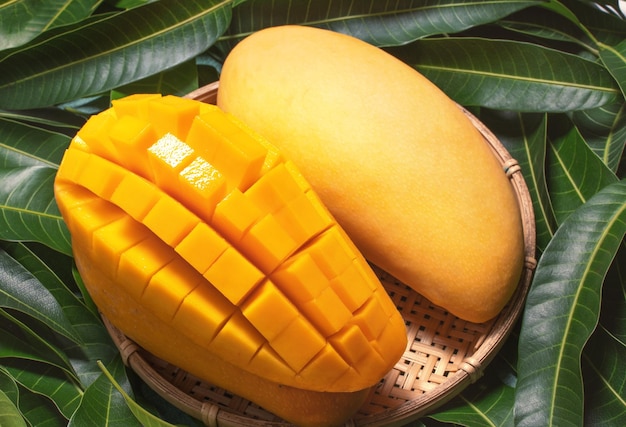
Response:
0,1,624,426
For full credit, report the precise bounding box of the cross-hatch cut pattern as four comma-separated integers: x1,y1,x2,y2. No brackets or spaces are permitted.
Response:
54,94,407,392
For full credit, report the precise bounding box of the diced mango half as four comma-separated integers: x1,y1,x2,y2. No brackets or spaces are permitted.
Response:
54,95,407,393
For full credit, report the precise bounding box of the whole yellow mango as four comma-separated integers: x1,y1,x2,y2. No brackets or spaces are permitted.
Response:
218,25,525,323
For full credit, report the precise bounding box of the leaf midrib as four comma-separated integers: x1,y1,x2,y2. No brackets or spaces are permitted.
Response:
550,197,626,425
417,64,619,93
1,0,232,89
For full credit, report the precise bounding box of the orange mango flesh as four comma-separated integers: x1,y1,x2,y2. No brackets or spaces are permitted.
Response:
54,95,407,401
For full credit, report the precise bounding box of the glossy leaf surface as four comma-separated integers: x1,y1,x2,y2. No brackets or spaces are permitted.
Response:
389,37,621,111
515,180,626,427
0,0,233,109
218,0,537,49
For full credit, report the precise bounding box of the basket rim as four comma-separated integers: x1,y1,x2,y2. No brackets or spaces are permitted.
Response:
104,81,537,427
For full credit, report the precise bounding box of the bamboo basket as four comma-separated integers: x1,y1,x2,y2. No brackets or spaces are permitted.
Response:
103,81,537,426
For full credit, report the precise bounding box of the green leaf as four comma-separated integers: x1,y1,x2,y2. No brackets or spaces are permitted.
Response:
546,117,619,224
598,245,626,343
572,100,626,173
2,359,82,420
0,166,71,255
97,361,178,427
387,37,621,111
68,359,142,427
0,248,80,344
582,325,626,426
0,117,69,168
0,0,99,50
112,59,200,100
0,0,233,109
0,118,71,253
219,0,537,49
481,110,557,252
1,363,66,426
598,38,626,100
0,242,118,385
0,316,77,382
515,179,626,427
0,389,26,427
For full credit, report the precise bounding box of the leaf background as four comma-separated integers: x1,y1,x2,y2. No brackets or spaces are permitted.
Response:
0,0,625,426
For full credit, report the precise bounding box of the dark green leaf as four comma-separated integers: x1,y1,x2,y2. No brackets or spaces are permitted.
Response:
68,358,141,427
1,359,66,426
2,359,82,419
0,369,26,427
98,361,178,427
582,325,626,426
0,117,69,167
0,166,71,255
0,0,99,50
481,110,557,252
0,248,79,343
598,38,626,99
0,118,71,253
0,317,76,381
220,0,537,50
597,245,626,343
0,0,233,109
388,37,621,111
546,117,618,224
112,59,199,100
572,100,626,173
515,179,626,427
0,242,117,385
497,7,597,53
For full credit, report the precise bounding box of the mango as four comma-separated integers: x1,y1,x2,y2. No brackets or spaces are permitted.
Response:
217,25,525,323
54,95,407,426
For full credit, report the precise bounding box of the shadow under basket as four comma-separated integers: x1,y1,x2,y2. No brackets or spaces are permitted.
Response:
102,81,537,426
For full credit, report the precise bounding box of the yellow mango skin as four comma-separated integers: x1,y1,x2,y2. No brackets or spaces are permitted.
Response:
218,25,525,323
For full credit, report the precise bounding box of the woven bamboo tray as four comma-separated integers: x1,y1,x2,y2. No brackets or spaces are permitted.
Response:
103,81,537,426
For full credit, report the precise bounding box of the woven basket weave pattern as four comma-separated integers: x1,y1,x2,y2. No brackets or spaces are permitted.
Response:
102,81,537,426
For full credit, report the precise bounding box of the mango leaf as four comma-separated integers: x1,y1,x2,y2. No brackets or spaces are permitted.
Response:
0,248,79,344
219,0,537,49
481,110,557,252
582,324,626,425
1,242,118,385
0,166,71,255
0,389,26,427
541,0,626,94
0,118,71,254
0,318,77,382
501,1,626,49
546,117,619,224
0,366,67,427
19,403,65,427
68,359,142,427
97,361,178,427
2,359,82,420
497,8,594,51
598,38,626,100
0,0,233,110
387,37,621,112
572,100,626,173
0,369,27,427
112,59,200,100
515,179,626,427
0,0,99,50
598,245,626,343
